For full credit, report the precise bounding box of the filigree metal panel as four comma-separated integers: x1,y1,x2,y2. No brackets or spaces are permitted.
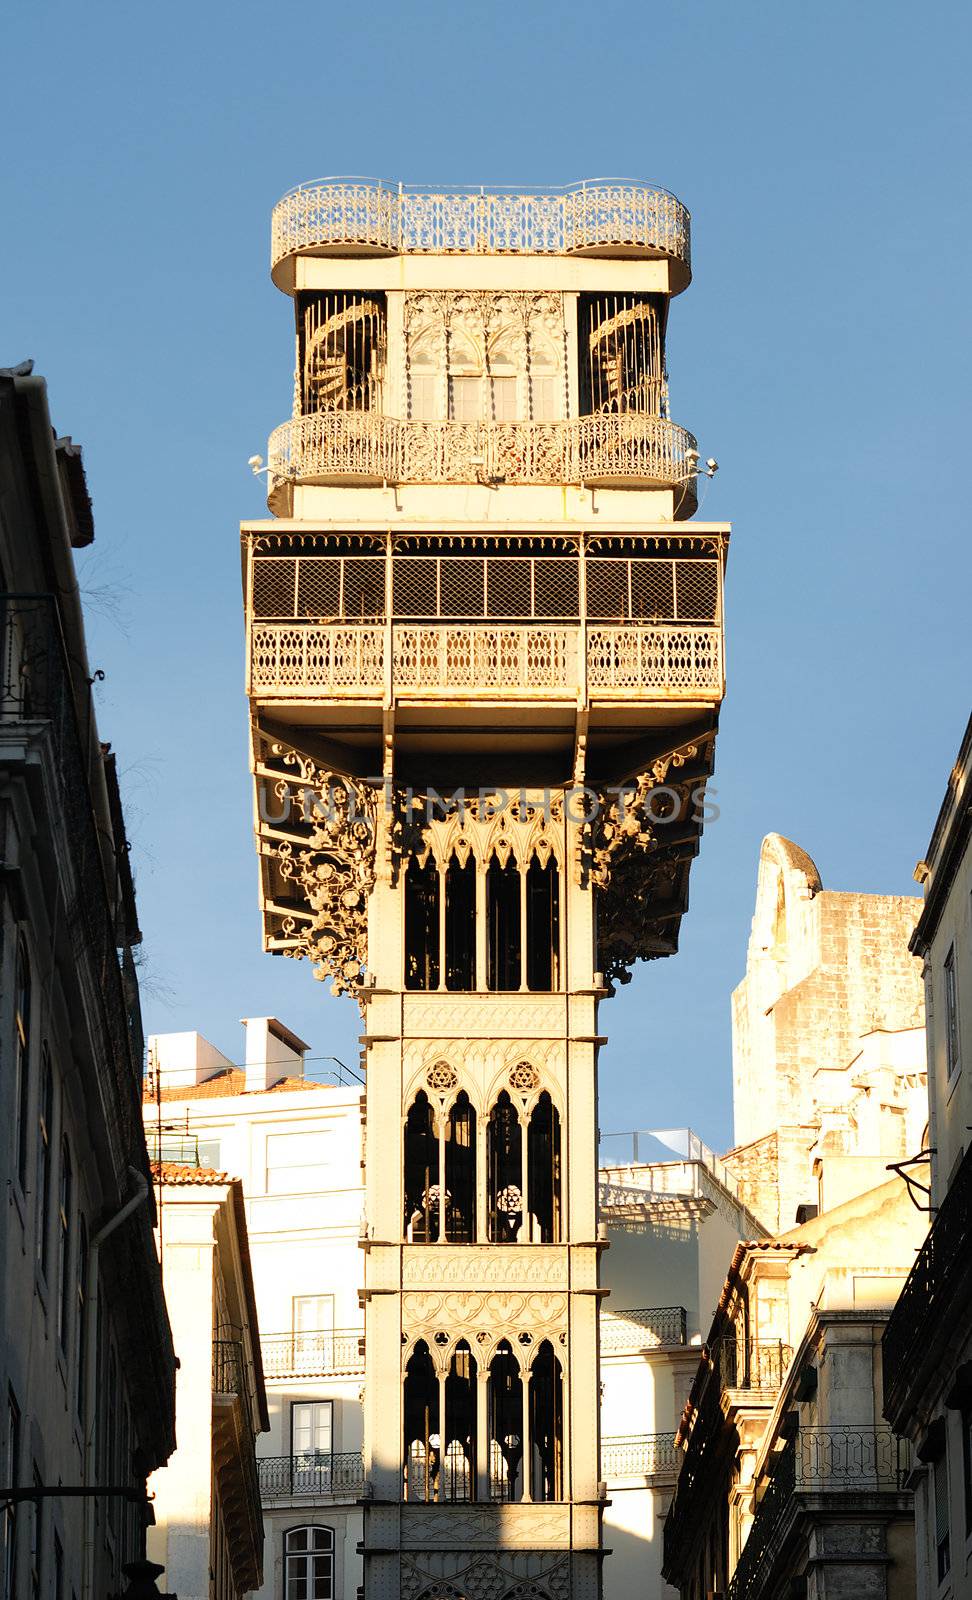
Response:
267,411,697,489
272,181,690,273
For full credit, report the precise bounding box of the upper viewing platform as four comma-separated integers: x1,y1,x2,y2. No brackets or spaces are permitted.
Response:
271,178,692,292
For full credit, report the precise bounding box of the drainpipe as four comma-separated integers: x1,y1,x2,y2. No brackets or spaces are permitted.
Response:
82,1166,150,1600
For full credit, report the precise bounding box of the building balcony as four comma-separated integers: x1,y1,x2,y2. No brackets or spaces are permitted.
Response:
248,618,722,703
260,1328,365,1380
271,179,691,286
600,1305,687,1353
725,1429,909,1600
717,1338,793,1396
883,1141,972,1422
257,1452,365,1505
600,1433,680,1483
266,410,698,499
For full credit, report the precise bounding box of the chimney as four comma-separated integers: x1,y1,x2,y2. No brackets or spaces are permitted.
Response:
242,1017,311,1092
147,1032,233,1094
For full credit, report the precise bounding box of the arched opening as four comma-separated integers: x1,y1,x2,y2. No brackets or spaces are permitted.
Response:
445,853,476,991
529,1342,564,1502
527,1093,561,1244
298,292,386,415
488,1341,523,1502
405,855,439,991
443,1342,477,1501
487,1092,522,1243
403,1341,440,1502
526,855,559,991
404,1093,439,1242
444,1092,476,1244
447,327,483,423
528,328,561,422
487,857,521,991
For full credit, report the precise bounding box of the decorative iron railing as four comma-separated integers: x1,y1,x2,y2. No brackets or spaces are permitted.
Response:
600,1434,680,1480
257,1452,366,1503
0,596,145,1157
248,621,722,700
725,1429,909,1600
600,1306,687,1352
260,1329,365,1379
271,180,691,275
267,411,698,491
717,1338,793,1394
883,1142,972,1417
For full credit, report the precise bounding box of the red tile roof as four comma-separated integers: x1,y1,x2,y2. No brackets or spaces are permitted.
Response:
143,1068,324,1104
151,1161,236,1185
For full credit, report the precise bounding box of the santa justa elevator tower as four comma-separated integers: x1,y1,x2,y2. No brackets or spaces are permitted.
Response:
242,178,729,1600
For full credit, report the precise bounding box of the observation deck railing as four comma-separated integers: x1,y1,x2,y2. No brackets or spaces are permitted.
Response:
267,410,698,492
271,179,691,277
246,550,724,702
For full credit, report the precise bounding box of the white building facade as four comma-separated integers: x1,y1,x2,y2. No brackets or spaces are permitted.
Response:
144,1022,366,1600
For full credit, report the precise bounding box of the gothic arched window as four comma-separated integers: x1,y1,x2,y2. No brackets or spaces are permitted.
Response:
404,1341,439,1502
444,1092,476,1244
487,1092,522,1243
405,855,440,992
488,1341,523,1502
526,854,559,991
443,1342,477,1502
527,1093,561,1244
404,1092,439,1242
529,1342,564,1502
487,857,521,991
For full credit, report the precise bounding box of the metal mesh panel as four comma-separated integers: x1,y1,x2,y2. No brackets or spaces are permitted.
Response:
533,560,579,619
587,561,630,620
630,562,674,620
252,558,297,618
674,562,719,622
342,558,385,619
486,559,531,618
393,558,438,617
440,558,485,618
296,558,341,618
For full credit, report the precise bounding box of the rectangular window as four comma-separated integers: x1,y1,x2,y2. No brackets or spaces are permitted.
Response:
409,373,438,421
292,1400,333,1460
945,947,961,1080
15,942,32,1194
57,1142,72,1352
196,1138,222,1170
265,1132,331,1195
934,1448,951,1581
36,1053,53,1277
4,1390,20,1600
489,376,517,421
529,374,559,421
293,1295,334,1335
448,376,482,423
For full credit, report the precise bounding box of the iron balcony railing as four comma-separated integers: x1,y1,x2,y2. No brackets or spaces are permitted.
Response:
260,1329,365,1379
0,595,145,1155
257,1452,366,1504
271,179,691,276
266,411,698,493
600,1306,687,1352
883,1141,972,1418
600,1434,680,1480
717,1338,793,1394
726,1429,909,1600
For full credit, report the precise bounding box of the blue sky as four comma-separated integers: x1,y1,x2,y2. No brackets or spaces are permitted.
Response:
5,1,970,1150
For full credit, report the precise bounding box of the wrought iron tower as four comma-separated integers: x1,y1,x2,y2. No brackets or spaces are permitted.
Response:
243,178,729,1600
